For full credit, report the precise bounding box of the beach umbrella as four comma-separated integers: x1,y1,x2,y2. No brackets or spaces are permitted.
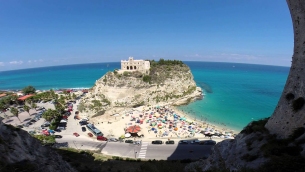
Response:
152,128,155,131
126,125,141,133
48,130,55,133
154,130,158,133
125,133,131,137
174,128,178,131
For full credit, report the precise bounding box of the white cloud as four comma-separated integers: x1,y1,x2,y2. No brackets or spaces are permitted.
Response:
10,61,23,64
0,62,4,66
28,59,43,63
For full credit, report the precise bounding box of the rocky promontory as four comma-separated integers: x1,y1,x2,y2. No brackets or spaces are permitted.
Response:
79,60,202,117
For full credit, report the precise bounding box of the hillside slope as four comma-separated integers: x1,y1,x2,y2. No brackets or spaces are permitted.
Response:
0,118,75,172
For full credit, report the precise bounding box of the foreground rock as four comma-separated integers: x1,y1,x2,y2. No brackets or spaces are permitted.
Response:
0,117,75,172
186,1,305,171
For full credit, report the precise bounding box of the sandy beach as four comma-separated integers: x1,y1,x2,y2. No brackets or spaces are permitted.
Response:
87,103,236,141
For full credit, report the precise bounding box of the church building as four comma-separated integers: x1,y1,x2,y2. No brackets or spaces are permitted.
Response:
121,57,150,73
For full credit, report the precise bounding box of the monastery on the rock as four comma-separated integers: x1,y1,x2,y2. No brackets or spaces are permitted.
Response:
121,57,150,73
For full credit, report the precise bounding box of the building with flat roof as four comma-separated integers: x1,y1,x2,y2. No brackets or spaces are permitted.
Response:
120,57,150,73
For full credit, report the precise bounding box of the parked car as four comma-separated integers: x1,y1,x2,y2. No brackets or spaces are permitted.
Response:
79,121,87,125
191,140,200,144
108,138,118,142
30,119,36,123
73,133,80,137
60,119,67,123
179,140,189,144
41,123,50,127
125,140,133,143
54,129,61,132
82,127,86,132
58,127,66,130
55,135,62,138
152,140,163,144
201,140,216,145
16,125,23,128
80,118,89,121
166,140,175,144
75,111,79,115
134,140,142,145
97,136,107,141
88,133,93,137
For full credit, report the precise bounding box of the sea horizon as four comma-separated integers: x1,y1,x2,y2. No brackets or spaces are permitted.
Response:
0,60,291,73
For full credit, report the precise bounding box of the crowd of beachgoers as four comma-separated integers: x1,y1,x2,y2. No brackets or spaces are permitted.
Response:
94,104,236,140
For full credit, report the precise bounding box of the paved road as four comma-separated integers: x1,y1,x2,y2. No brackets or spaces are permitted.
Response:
99,141,213,160
143,143,213,160
16,100,216,160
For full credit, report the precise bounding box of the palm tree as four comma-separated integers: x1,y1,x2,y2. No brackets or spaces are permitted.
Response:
10,107,20,122
0,103,7,117
55,104,65,114
23,105,30,116
31,103,37,110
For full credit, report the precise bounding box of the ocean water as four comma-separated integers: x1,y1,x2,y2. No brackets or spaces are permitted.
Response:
0,62,289,131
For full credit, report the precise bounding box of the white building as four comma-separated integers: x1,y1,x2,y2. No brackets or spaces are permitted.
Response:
121,57,150,73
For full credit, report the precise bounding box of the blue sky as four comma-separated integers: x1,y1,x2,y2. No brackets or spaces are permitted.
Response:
0,0,293,71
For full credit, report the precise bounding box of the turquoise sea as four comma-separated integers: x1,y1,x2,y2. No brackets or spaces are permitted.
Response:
0,62,289,131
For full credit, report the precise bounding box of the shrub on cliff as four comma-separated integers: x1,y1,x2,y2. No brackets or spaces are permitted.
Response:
123,71,130,77
241,118,269,134
143,75,151,82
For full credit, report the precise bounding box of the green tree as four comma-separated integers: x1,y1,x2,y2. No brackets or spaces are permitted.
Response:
0,103,8,117
50,89,56,99
23,105,30,116
31,103,37,110
10,107,20,122
72,93,76,100
42,109,61,121
10,95,18,104
62,90,68,95
22,85,36,95
55,104,65,114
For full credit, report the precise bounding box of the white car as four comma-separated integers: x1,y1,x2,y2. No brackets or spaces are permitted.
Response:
190,140,200,144
81,118,89,121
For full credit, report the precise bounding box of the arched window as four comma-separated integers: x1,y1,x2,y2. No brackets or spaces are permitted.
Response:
130,66,133,70
127,66,129,70
134,66,137,69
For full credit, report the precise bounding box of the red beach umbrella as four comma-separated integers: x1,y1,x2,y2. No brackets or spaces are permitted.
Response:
126,125,141,133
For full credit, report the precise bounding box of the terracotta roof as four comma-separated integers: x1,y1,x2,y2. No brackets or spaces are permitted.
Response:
82,89,89,93
18,95,35,101
0,94,7,98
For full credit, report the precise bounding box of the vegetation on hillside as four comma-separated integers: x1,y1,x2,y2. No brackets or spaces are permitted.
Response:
22,85,36,95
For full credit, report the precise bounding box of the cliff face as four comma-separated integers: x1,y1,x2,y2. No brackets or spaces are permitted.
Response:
80,64,202,117
186,1,305,171
265,0,305,139
0,118,75,172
